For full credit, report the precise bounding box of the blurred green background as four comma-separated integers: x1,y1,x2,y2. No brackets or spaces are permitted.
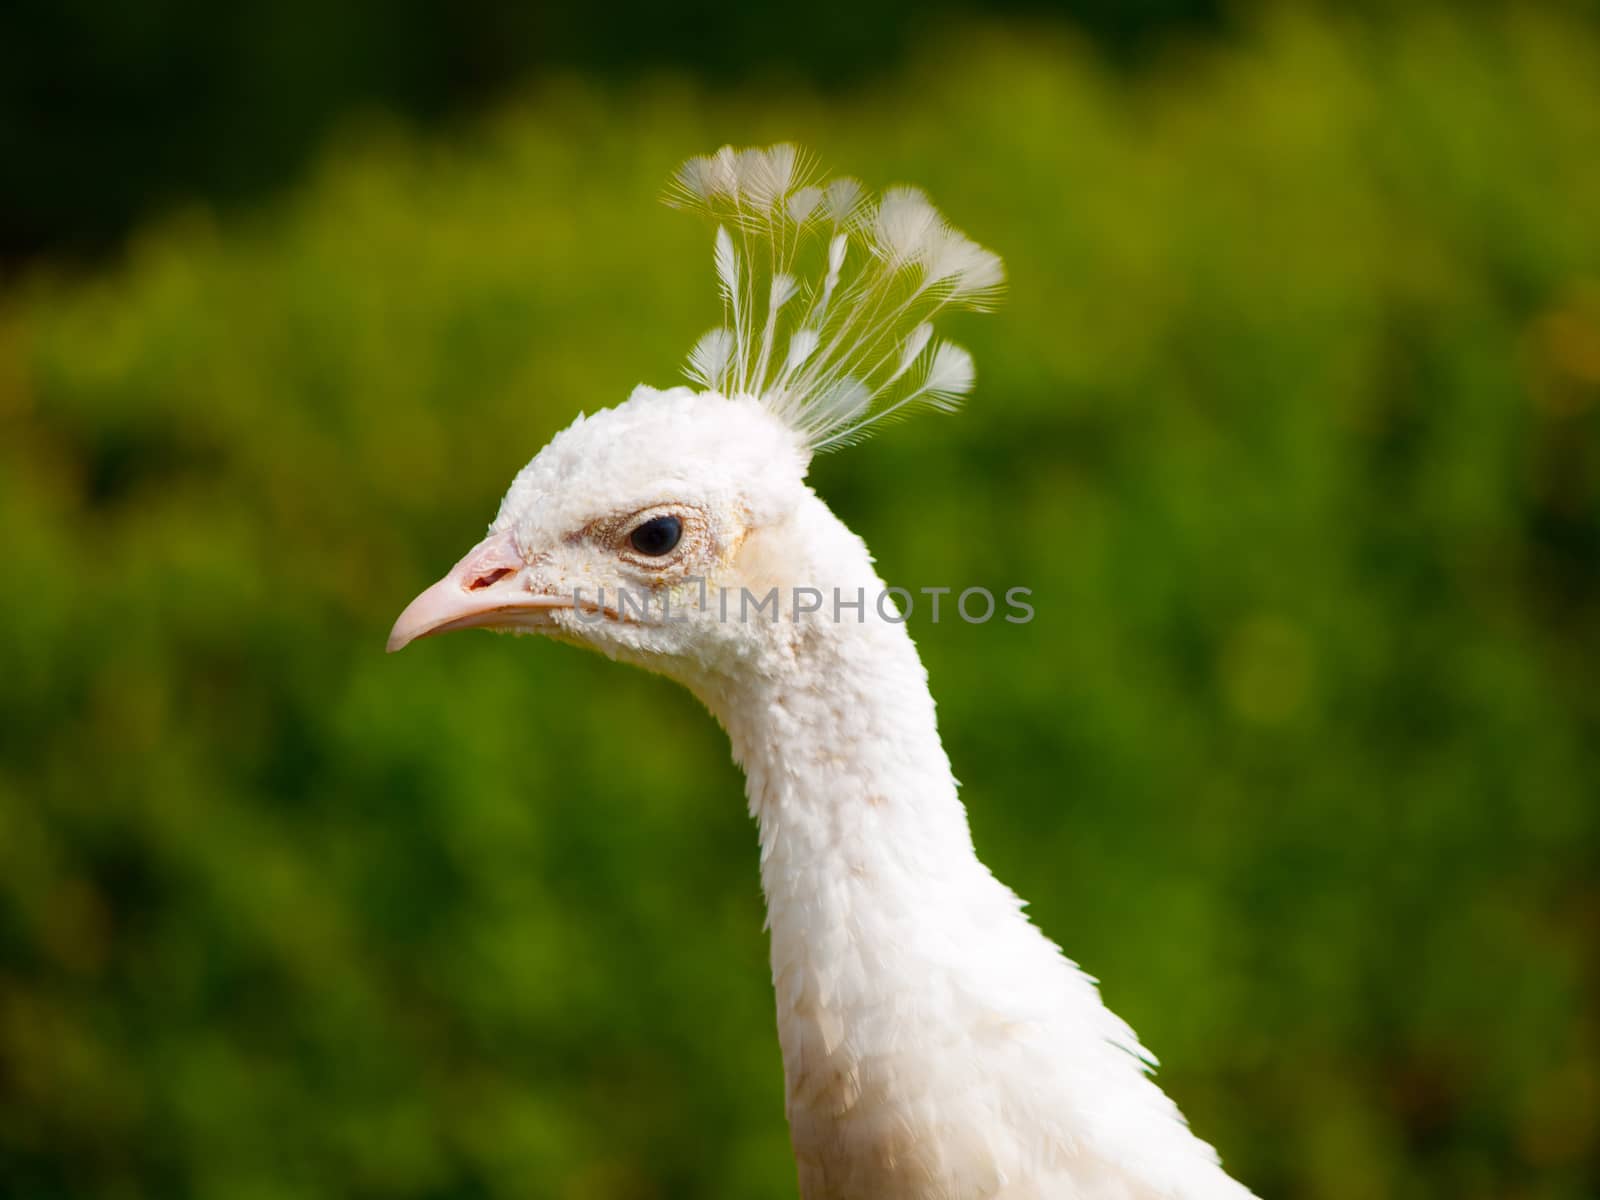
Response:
3,3,1599,1198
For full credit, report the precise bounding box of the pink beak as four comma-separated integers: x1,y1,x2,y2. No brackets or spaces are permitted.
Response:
387,529,570,653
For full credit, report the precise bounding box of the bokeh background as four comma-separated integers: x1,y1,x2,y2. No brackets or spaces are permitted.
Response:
3,2,1599,1197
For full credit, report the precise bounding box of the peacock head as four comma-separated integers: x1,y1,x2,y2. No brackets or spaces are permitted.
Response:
387,144,1002,678
386,385,815,673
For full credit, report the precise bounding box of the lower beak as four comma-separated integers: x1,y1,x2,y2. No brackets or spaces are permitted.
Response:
387,529,569,653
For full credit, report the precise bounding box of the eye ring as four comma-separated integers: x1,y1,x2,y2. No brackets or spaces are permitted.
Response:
628,515,683,557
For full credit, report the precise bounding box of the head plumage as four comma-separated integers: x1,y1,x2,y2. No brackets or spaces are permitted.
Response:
664,144,1004,452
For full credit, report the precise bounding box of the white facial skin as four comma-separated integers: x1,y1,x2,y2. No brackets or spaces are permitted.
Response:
388,386,821,682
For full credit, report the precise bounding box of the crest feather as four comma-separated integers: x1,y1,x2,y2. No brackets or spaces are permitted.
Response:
665,144,1003,452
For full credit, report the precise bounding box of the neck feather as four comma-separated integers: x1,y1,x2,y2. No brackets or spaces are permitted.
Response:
692,499,983,911
676,497,1244,1199
688,501,1046,1161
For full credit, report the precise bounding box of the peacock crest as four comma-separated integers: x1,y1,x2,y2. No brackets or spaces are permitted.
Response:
664,144,1004,452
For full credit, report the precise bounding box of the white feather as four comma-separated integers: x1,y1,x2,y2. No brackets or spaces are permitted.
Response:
890,323,934,383
786,327,820,373
827,232,848,278
788,185,823,224
714,226,739,303
922,341,974,406
808,375,870,429
770,273,799,311
711,227,747,389
686,327,735,391
825,177,864,225
666,145,1004,449
872,187,942,269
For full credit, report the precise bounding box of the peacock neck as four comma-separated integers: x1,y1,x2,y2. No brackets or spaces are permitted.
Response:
722,602,982,903
693,498,988,919
682,501,1053,1180
673,500,1254,1200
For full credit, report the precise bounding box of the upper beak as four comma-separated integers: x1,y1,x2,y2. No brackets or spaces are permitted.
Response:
387,528,569,653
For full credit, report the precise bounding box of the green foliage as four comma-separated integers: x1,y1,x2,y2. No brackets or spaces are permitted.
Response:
3,8,1599,1198
0,0,1229,261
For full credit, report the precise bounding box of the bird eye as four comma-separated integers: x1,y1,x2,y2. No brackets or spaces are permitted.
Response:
629,515,682,556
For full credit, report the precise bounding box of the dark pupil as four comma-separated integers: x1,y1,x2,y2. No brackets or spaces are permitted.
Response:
630,515,682,556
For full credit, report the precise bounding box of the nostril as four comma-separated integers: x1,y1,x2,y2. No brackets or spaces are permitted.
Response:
467,567,515,591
